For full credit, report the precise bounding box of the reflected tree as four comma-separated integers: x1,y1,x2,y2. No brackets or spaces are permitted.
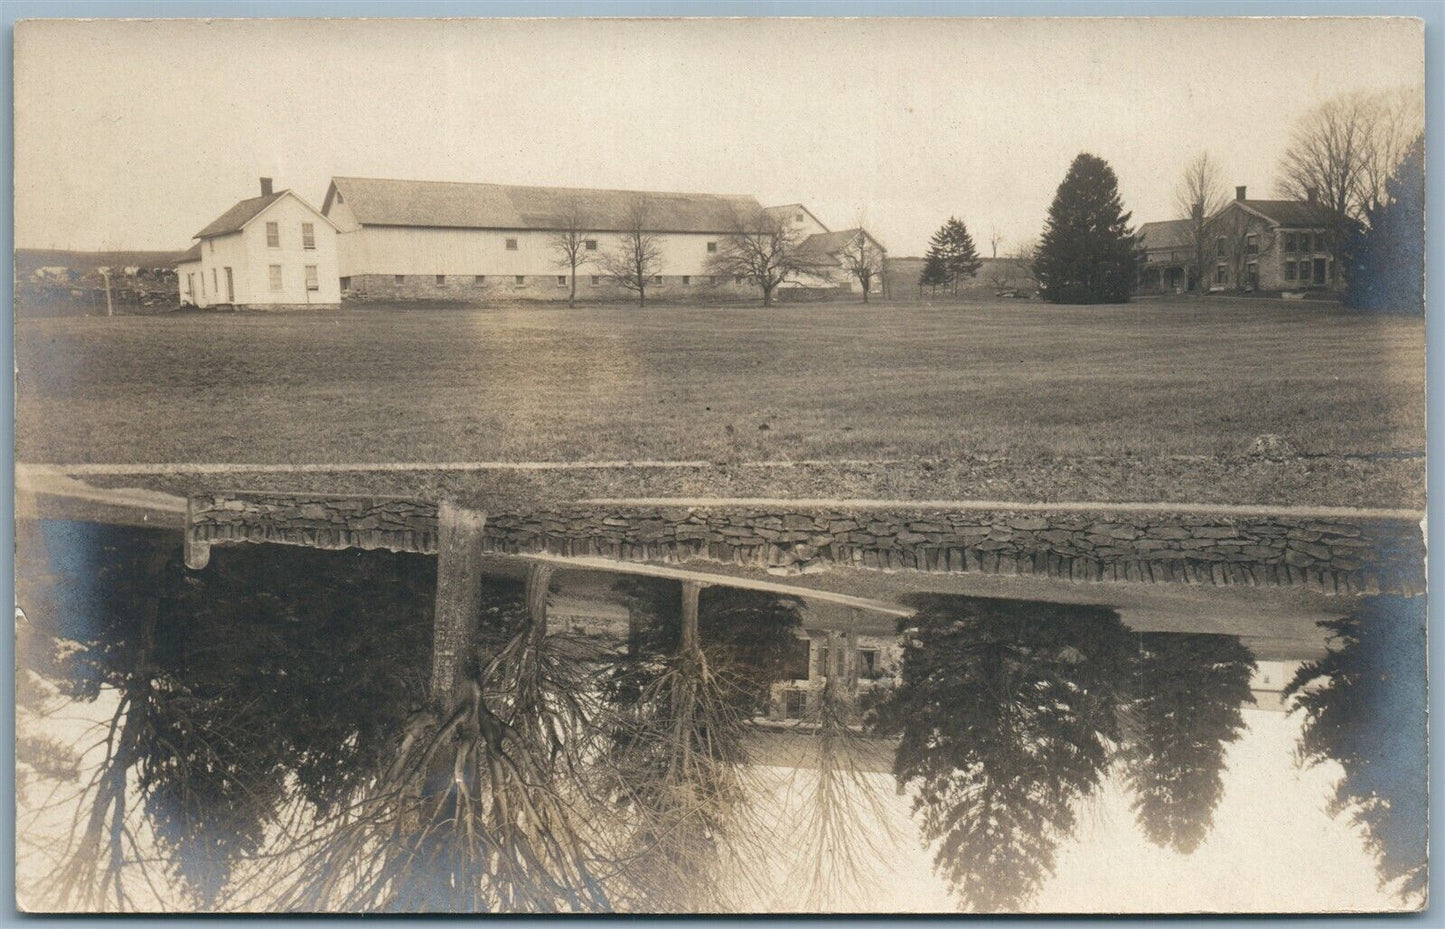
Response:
871,595,1133,912
1285,596,1428,904
1118,632,1256,854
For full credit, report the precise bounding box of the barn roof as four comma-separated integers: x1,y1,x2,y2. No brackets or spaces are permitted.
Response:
1230,199,1335,228
1137,219,1194,251
327,176,765,233
194,191,287,239
797,228,884,257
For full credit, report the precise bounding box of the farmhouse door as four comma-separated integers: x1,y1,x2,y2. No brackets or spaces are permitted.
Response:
225,267,235,303
1312,258,1326,286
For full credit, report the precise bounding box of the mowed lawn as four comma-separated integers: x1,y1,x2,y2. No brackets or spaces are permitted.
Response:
15,297,1425,483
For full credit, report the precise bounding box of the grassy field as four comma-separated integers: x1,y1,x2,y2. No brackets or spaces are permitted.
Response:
15,297,1426,507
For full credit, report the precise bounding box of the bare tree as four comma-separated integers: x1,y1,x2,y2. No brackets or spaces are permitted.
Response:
1173,151,1228,293
838,230,885,304
1277,87,1423,268
988,226,1003,260
707,206,825,308
598,197,663,308
549,199,593,309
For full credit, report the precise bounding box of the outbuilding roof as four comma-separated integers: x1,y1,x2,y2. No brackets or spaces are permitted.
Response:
796,228,885,257
326,176,765,234
194,191,287,239
1137,219,1194,252
176,241,203,264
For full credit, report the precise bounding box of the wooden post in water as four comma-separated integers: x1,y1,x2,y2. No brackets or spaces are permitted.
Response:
431,502,488,706
525,562,554,645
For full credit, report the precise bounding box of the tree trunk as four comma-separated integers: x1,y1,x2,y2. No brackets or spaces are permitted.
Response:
762,283,773,307
638,285,646,309
431,502,488,708
568,269,576,309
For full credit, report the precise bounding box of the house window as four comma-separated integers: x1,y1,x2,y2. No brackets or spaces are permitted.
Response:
860,649,881,679
340,276,352,290
706,241,717,253
208,240,214,254
783,689,807,719
794,212,804,223
585,239,598,251
266,222,280,248
590,275,601,286
1284,233,1297,253
557,275,568,287
1285,261,1297,281
1215,237,1226,258
474,275,486,285
302,222,316,250
1246,261,1259,289
1299,233,1312,253
395,274,405,284
506,238,519,251
515,275,526,285
1215,264,1227,284
212,269,218,292
269,264,283,291
1321,233,1333,251
681,275,691,285
1245,234,1259,255
435,274,446,285
305,265,319,291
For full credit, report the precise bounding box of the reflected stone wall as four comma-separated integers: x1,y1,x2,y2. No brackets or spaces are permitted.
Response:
186,494,1426,596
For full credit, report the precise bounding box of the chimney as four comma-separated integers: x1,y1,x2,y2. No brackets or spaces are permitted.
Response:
1235,185,1247,201
260,177,274,196
1306,186,1318,204
1191,202,1204,220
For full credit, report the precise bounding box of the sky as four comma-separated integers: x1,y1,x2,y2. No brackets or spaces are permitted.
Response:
14,17,1425,256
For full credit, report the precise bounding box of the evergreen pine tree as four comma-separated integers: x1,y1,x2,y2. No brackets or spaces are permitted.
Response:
1034,153,1142,303
1343,134,1424,315
919,250,949,297
925,218,984,295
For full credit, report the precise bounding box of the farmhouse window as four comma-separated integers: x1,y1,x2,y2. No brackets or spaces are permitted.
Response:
515,275,526,285
1215,264,1227,284
860,649,881,679
302,223,316,250
269,264,283,291
1285,233,1297,252
783,689,806,719
1299,233,1312,253
1284,261,1296,281
710,275,719,285
506,238,519,251
395,274,405,284
557,275,568,287
1246,262,1259,289
590,275,601,285
1245,234,1258,255
266,222,280,248
795,212,804,223
305,265,319,291
1215,237,1226,258
474,275,486,285
212,269,218,292
681,275,691,285
435,274,446,285
706,241,717,253
585,239,598,251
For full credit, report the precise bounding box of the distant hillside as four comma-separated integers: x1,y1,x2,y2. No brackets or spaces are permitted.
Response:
884,256,1036,301
16,247,186,276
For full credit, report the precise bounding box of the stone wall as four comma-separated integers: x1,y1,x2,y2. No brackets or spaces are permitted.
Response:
185,493,1426,596
341,272,762,303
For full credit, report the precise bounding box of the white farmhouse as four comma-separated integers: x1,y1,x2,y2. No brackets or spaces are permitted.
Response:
177,178,340,310
320,176,883,302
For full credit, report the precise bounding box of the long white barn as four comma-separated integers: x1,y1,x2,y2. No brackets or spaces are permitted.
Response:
320,176,881,301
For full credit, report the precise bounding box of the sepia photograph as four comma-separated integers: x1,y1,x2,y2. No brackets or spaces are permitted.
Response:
10,14,1430,914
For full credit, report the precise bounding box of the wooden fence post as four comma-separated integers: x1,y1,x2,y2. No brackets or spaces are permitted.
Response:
431,502,488,706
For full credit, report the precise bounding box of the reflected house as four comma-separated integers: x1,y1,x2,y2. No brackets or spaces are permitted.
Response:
1250,658,1309,712
766,624,901,723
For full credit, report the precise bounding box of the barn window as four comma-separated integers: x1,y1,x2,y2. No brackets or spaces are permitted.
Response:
654,275,664,284
266,222,280,248
395,274,405,284
706,241,717,253
735,275,744,284
340,276,352,290
302,223,316,250
474,275,486,285
681,275,691,285
557,275,568,287
305,265,319,291
515,275,526,285
269,264,283,291
590,275,601,286
585,239,598,251
435,274,446,285
506,238,519,251
709,275,719,285
794,212,804,223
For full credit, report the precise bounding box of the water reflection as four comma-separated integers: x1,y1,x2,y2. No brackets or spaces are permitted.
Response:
14,521,1427,912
